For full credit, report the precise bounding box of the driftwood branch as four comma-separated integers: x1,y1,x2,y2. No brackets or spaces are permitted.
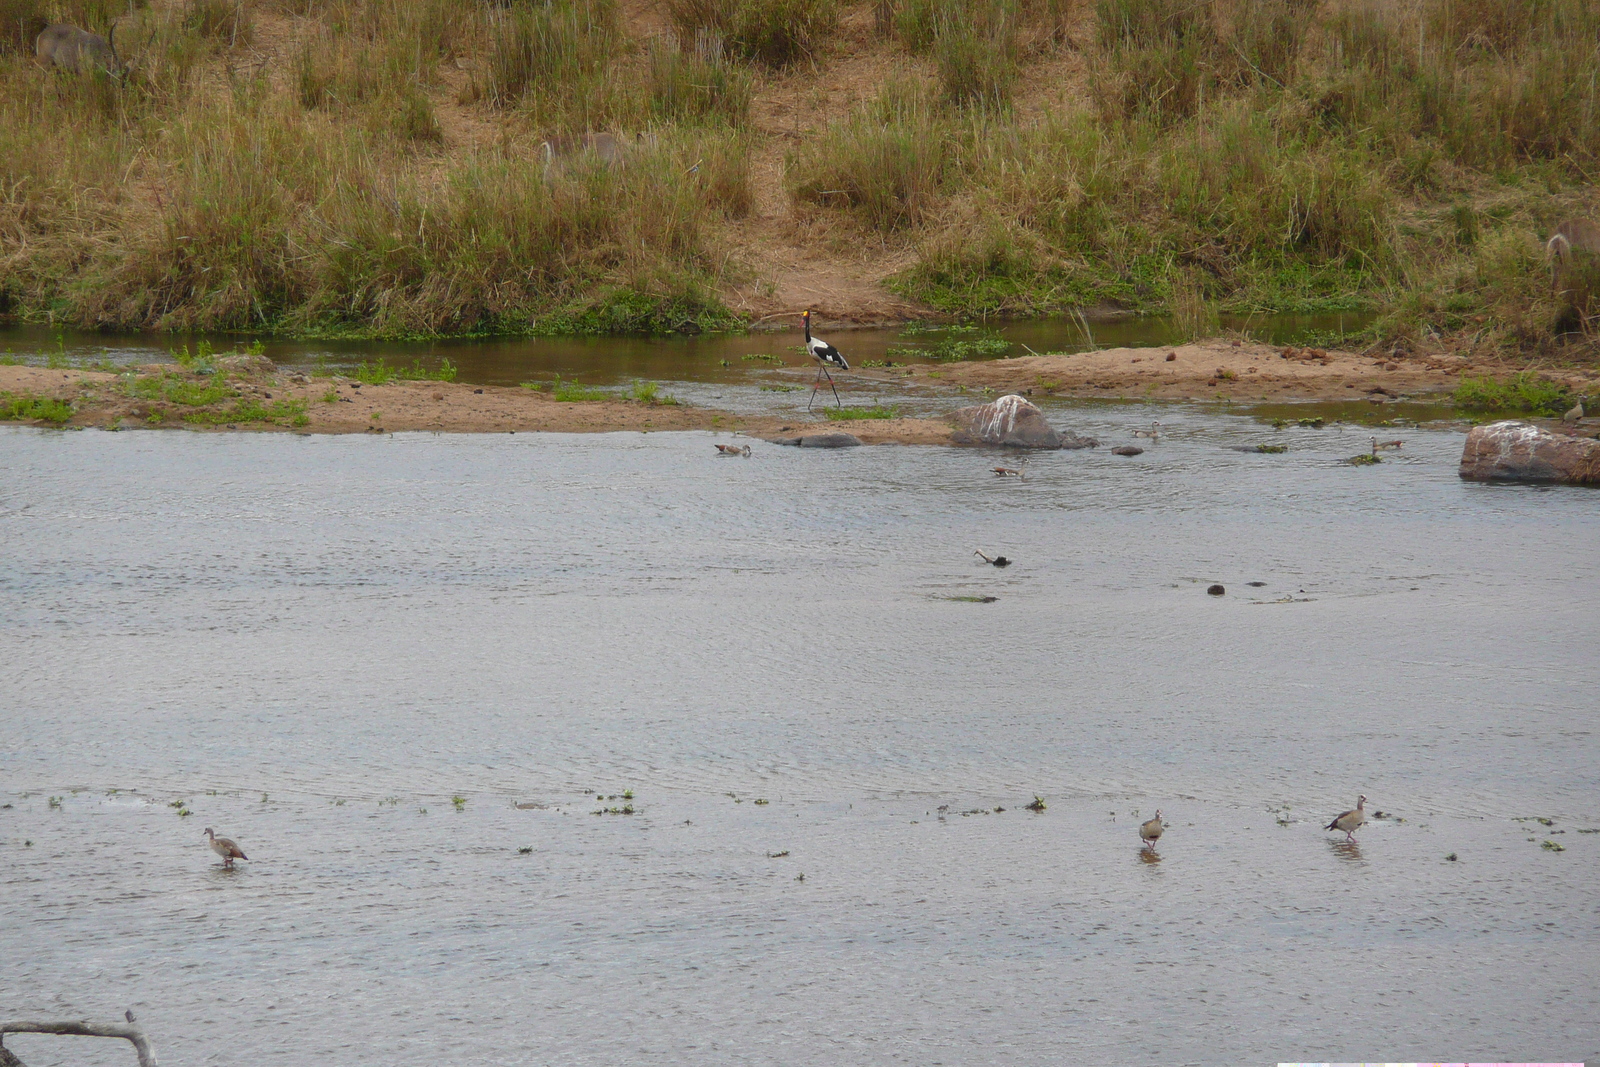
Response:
0,1019,157,1067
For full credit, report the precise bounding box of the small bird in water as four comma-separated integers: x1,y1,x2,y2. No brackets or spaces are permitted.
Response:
992,458,1027,478
1563,400,1585,424
1370,437,1403,453
1324,794,1367,842
1131,421,1162,440
203,827,248,868
714,443,751,457
974,550,1011,567
125,1009,136,1025
1140,810,1164,849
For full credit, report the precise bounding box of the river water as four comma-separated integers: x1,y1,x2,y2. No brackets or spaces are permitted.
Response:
1,399,1597,1064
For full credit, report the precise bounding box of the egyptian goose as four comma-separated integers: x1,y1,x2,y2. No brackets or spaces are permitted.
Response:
714,443,751,457
1131,421,1161,440
1563,400,1585,424
1324,795,1367,842
974,550,1011,567
992,458,1027,478
203,827,248,868
1140,810,1164,848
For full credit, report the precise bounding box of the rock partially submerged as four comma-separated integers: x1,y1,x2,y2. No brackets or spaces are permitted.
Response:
1459,420,1600,485
950,394,1096,449
771,432,863,448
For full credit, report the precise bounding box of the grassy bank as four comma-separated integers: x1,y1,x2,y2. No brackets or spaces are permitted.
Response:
0,0,1595,358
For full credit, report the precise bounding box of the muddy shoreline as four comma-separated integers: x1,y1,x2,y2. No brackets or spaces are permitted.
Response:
4,340,1595,442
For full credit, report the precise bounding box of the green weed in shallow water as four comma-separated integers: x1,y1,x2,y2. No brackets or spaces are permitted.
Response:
355,358,458,384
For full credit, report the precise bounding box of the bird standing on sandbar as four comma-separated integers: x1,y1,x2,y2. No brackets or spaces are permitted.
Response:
1564,400,1585,425
204,827,248,868
1140,810,1164,849
1324,795,1367,842
803,309,848,411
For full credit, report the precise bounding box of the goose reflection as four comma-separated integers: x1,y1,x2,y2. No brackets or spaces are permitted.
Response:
1328,838,1364,863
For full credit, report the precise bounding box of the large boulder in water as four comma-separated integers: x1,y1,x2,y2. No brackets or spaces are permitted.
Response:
1459,420,1600,485
950,394,1080,449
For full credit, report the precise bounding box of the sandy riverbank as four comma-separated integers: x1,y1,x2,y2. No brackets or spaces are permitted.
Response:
4,341,1594,442
926,340,1599,403
0,361,958,443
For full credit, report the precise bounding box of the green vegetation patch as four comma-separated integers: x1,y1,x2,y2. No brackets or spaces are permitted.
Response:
824,403,900,421
1453,373,1572,419
534,287,745,337
126,372,237,408
887,325,1012,362
550,377,610,402
355,358,459,384
1,392,74,424
183,397,310,427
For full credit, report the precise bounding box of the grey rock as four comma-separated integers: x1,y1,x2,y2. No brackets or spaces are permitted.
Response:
950,394,1066,449
771,433,863,448
1458,420,1600,485
214,353,275,377
1110,445,1144,456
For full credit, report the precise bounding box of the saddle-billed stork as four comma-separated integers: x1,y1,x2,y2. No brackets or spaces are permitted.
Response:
803,310,848,411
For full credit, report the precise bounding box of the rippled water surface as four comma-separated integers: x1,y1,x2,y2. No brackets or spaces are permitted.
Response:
2,409,1597,1065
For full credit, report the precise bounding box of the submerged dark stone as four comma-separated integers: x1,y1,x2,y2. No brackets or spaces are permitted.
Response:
770,433,863,448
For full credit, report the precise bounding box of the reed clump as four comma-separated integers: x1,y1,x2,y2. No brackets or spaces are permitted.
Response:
664,0,838,67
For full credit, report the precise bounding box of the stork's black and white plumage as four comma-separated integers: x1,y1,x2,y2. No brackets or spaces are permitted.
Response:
803,310,848,411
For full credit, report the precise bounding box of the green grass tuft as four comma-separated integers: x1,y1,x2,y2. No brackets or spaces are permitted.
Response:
1453,372,1572,418
1,392,74,424
824,403,900,420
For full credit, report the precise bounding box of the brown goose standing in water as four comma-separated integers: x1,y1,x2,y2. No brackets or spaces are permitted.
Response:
1324,795,1367,842
204,827,248,868
1140,810,1164,849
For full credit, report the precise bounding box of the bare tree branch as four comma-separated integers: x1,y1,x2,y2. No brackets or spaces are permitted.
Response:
1,1019,157,1067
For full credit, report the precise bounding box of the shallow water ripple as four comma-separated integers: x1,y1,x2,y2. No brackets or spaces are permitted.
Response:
1,416,1597,1064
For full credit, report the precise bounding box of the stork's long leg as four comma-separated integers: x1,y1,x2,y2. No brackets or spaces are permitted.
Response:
806,364,843,411
822,366,841,408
